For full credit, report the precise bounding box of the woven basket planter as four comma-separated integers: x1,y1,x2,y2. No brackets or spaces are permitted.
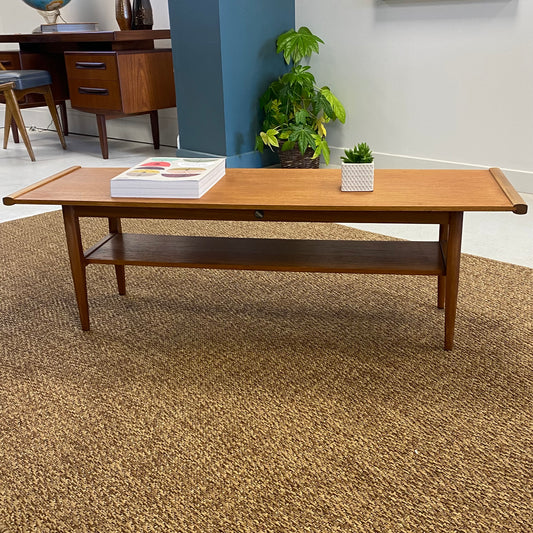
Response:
341,162,374,191
278,145,320,169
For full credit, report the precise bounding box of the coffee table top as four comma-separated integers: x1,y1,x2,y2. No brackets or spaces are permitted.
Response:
2,166,527,214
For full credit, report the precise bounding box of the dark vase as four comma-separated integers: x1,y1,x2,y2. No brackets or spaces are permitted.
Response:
132,0,153,30
115,0,132,31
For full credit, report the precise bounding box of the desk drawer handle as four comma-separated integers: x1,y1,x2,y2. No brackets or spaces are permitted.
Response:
78,87,109,96
75,61,106,70
0,60,12,67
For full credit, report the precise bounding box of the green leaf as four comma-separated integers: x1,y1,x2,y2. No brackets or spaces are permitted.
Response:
260,129,280,148
312,135,330,165
315,118,327,138
255,135,264,153
288,124,317,154
281,140,295,151
311,90,333,120
294,109,309,125
284,67,315,99
276,27,324,65
320,87,346,123
276,30,297,64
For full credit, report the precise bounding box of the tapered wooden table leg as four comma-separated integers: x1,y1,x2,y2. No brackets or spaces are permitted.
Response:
438,223,448,309
62,206,90,330
444,212,463,350
109,217,126,295
96,114,109,159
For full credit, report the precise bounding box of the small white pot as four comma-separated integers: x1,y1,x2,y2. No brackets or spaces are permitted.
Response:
341,162,374,191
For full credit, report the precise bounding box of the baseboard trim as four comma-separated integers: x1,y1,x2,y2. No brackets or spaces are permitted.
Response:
329,147,532,195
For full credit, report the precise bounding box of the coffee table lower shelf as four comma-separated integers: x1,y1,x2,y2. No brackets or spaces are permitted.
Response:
84,233,445,275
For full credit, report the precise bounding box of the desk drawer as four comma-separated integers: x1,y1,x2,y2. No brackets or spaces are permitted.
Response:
68,78,122,111
0,51,21,70
65,52,118,81
0,51,23,105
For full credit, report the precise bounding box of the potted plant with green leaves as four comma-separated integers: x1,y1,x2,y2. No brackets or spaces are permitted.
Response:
341,142,374,191
255,27,346,168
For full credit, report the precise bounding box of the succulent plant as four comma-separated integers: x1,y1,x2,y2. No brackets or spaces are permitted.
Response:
341,142,374,164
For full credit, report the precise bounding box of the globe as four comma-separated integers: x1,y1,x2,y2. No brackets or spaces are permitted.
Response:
21,0,72,10
21,0,74,24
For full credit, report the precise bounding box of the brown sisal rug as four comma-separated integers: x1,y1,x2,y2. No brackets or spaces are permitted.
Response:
0,211,532,532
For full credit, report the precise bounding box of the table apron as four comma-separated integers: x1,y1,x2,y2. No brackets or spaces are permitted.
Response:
72,206,451,224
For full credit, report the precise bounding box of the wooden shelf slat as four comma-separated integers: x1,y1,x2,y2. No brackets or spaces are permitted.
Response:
85,234,445,275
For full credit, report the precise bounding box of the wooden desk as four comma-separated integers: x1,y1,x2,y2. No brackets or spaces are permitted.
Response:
3,167,527,350
0,31,176,158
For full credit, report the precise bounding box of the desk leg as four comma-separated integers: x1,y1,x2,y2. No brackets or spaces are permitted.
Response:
59,101,69,136
109,217,126,295
444,212,463,350
438,223,448,309
150,110,160,150
62,206,90,330
96,114,109,159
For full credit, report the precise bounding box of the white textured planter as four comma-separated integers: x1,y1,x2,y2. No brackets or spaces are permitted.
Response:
341,162,374,191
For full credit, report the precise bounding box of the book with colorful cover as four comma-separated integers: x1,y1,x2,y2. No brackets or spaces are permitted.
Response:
110,157,226,198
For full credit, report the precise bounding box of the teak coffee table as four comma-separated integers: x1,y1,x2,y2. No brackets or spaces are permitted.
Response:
3,166,527,350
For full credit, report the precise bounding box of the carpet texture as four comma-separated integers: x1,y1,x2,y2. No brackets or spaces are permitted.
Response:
0,211,532,532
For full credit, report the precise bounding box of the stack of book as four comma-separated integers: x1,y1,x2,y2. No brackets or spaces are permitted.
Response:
36,23,99,33
110,157,226,198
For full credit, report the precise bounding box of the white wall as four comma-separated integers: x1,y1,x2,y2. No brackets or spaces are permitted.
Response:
296,0,532,193
3,1,531,193
0,0,170,39
0,0,177,147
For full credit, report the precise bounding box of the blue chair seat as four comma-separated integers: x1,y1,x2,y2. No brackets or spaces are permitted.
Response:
0,70,52,91
1,67,66,160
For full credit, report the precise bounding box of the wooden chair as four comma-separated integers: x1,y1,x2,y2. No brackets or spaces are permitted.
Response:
0,66,66,161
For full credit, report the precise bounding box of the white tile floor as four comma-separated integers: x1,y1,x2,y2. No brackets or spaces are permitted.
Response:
1,129,532,268
0,129,178,220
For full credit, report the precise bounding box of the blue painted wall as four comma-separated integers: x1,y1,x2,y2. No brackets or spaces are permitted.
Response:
167,0,295,167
